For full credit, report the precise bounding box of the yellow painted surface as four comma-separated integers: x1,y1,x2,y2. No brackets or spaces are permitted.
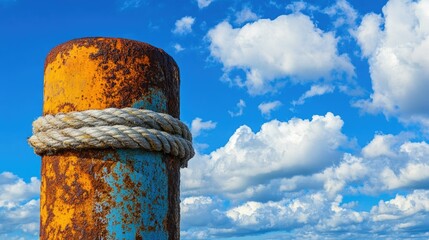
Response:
44,45,101,113
43,39,152,115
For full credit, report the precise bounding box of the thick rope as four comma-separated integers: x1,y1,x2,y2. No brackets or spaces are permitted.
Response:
29,108,194,167
33,108,192,141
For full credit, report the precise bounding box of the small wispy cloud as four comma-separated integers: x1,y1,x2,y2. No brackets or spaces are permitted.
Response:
120,0,143,10
234,7,259,25
196,0,214,9
229,99,246,117
191,118,217,137
173,43,185,53
173,16,196,35
258,100,282,118
323,0,358,28
285,1,308,12
292,85,335,106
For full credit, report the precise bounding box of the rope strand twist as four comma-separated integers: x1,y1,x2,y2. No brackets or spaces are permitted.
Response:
28,108,194,167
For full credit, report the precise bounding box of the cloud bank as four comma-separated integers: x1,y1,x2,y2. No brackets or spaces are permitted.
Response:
181,113,429,239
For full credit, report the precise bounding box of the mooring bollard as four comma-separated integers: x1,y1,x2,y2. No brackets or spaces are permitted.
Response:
28,37,193,239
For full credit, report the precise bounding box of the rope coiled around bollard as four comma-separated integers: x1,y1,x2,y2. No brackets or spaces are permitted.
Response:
28,108,194,167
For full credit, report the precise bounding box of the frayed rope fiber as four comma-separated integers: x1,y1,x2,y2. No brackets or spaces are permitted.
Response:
28,108,194,167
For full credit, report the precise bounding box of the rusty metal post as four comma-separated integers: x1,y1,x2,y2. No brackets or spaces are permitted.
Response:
40,38,182,239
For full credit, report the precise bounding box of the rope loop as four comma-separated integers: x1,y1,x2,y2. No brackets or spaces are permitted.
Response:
28,108,194,167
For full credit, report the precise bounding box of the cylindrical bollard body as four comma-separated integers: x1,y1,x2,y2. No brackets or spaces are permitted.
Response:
40,38,181,239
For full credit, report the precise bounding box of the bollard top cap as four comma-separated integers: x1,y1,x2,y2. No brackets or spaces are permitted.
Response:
43,37,181,118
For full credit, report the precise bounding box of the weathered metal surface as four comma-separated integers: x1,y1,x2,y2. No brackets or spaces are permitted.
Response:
40,37,181,239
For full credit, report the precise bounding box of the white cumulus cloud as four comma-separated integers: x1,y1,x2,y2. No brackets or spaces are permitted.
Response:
358,134,429,192
380,141,429,190
371,190,429,222
173,16,196,35
182,191,369,238
0,172,39,239
181,196,225,228
354,0,429,127
207,14,354,95
182,112,347,197
362,134,400,158
181,189,429,238
0,172,40,208
181,123,429,238
320,154,368,197
354,13,383,57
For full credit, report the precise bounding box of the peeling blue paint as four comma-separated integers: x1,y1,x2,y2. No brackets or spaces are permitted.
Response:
102,150,168,239
97,87,170,239
132,88,167,112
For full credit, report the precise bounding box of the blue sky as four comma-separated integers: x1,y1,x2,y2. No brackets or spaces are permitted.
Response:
1,0,429,239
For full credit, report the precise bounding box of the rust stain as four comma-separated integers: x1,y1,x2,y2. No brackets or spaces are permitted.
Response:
165,155,181,240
